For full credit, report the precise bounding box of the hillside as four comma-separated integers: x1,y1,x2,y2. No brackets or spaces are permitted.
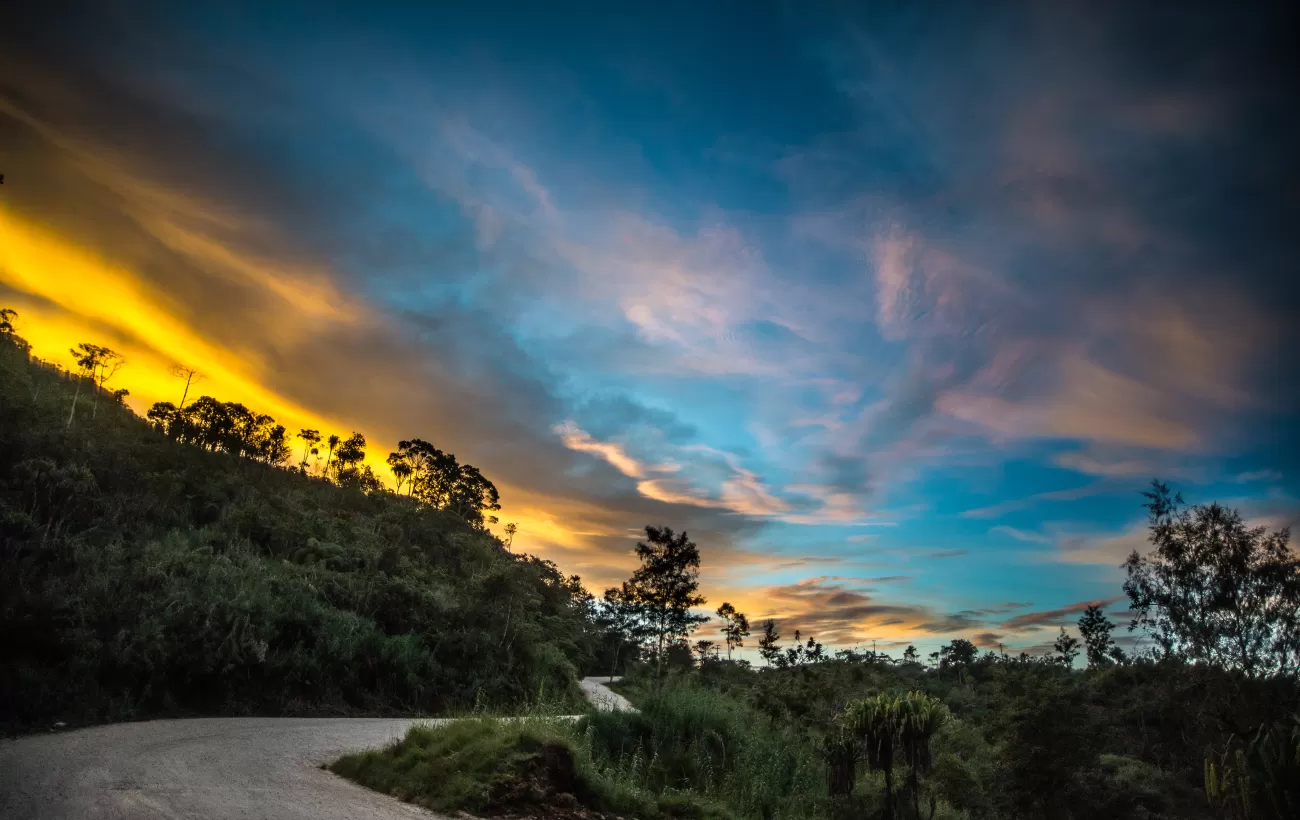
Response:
0,333,599,732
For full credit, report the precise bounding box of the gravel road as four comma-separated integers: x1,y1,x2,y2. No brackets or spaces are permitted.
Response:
0,717,439,819
0,678,632,819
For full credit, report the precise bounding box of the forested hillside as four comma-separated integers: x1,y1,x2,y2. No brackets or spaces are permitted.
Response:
0,320,600,731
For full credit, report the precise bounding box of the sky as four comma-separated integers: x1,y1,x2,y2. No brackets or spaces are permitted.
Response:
2,1,1298,658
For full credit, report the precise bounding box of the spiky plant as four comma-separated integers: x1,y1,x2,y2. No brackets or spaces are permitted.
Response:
842,693,902,818
896,692,950,819
1207,713,1300,820
821,729,861,798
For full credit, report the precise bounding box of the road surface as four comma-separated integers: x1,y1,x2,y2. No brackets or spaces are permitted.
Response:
0,678,632,819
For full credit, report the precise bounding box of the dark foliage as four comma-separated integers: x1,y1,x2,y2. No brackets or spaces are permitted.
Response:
0,334,599,731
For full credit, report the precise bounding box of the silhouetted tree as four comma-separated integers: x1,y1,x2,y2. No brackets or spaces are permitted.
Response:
1124,480,1300,676
169,364,204,409
939,638,979,669
503,522,517,549
390,438,442,497
322,434,340,477
447,463,500,529
616,526,708,679
1078,604,1126,667
758,619,783,667
597,585,647,680
0,308,29,354
298,429,321,470
1053,627,1081,668
386,451,412,493
716,601,751,660
66,343,123,427
903,644,920,665
694,639,718,667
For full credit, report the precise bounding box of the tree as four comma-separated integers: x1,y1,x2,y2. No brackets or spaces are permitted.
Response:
386,453,412,493
903,644,920,665
1124,481,1300,676
758,619,783,667
66,343,123,427
939,638,978,669
716,602,751,660
169,364,204,409
322,434,340,478
616,526,709,679
503,522,517,549
297,429,321,470
1077,604,1126,667
446,463,501,529
391,438,443,498
598,586,647,680
694,639,718,667
0,308,30,354
840,692,947,819
1053,627,1081,668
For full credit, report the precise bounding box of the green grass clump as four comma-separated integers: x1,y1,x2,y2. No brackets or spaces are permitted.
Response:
335,681,828,820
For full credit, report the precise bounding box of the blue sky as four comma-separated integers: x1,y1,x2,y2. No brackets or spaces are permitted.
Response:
2,1,1297,655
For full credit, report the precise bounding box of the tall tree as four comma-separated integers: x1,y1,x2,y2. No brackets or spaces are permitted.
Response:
169,364,204,409
939,638,979,669
391,438,442,497
902,644,920,665
757,619,783,667
297,429,321,469
1124,481,1300,676
0,308,30,354
616,526,709,679
597,586,646,680
503,522,517,549
716,601,751,660
66,343,123,427
1077,604,1126,666
322,434,340,478
1053,627,1081,668
446,463,501,529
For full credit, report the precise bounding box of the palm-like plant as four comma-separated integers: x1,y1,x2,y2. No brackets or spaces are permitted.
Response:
897,691,950,819
836,691,949,819
842,693,901,817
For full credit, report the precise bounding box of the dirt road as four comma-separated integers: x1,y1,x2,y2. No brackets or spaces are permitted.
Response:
0,678,630,819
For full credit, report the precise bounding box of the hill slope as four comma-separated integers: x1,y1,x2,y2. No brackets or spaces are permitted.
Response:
0,337,597,731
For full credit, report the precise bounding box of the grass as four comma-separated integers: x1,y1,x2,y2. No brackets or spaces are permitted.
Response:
332,681,832,820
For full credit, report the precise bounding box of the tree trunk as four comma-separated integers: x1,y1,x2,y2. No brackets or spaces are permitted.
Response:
883,768,895,820
65,379,82,429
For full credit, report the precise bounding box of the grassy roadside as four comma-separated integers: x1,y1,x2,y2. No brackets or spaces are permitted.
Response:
331,682,829,820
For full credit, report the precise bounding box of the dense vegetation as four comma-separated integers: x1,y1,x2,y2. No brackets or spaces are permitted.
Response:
339,497,1300,820
0,317,601,731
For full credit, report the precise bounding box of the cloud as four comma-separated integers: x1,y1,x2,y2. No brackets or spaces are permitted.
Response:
960,481,1114,519
1001,598,1124,632
1234,470,1284,483
554,420,648,478
990,525,1052,545
1053,522,1150,566
972,632,1005,649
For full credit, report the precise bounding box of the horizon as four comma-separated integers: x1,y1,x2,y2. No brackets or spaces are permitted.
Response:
2,1,1297,659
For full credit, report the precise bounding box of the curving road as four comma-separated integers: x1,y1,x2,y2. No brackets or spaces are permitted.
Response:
0,678,632,819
